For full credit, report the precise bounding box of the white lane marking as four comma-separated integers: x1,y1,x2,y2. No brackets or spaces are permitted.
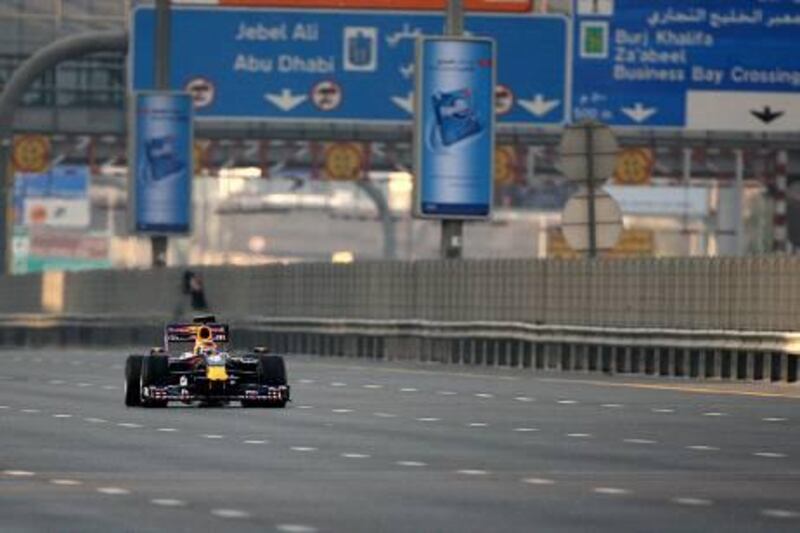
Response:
211,508,251,519
601,403,623,408
468,423,489,427
373,412,397,418
475,393,494,399
50,479,82,486
363,384,383,389
763,417,788,422
703,412,728,417
416,417,441,422
330,382,347,387
593,487,631,495
84,417,107,423
522,478,555,485
456,469,489,476
0,405,9,409
514,396,535,402
68,360,81,366
243,440,268,444
48,379,66,385
111,364,123,370
672,497,712,506
400,387,418,392
157,427,178,433
117,423,143,429
753,452,787,458
761,509,800,519
297,379,316,385
97,487,131,495
295,405,315,410
101,385,120,391
331,409,353,414
76,383,93,388
624,438,657,445
652,408,675,413
687,445,720,451
52,414,73,419
151,498,186,507
341,453,371,459
276,524,319,533
513,427,539,433
3,470,35,477
566,433,592,438
203,434,225,440
290,447,317,452
20,409,41,414
437,391,458,396
396,461,427,467
557,400,579,405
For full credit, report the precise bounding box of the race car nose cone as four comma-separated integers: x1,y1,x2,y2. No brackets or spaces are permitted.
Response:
206,366,228,381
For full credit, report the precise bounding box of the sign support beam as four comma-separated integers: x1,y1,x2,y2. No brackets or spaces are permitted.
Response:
440,0,465,261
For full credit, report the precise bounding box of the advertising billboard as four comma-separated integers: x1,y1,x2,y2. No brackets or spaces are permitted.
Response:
129,92,193,234
414,37,495,219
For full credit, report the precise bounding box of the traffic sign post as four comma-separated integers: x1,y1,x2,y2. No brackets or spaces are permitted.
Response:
572,0,800,130
558,120,620,257
131,6,568,126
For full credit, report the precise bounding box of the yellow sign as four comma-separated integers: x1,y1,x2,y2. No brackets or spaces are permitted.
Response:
12,135,50,173
193,141,209,173
494,145,517,185
613,148,653,185
603,228,654,258
547,227,654,259
324,143,364,181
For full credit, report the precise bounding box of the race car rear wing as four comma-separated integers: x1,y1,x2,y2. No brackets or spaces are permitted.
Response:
165,323,230,347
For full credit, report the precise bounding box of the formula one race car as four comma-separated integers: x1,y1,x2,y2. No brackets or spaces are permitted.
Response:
124,316,290,408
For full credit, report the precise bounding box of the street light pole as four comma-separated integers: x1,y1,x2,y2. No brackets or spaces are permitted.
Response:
151,0,171,267
441,0,465,260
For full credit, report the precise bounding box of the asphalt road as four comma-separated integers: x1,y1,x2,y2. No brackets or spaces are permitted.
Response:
2,348,800,532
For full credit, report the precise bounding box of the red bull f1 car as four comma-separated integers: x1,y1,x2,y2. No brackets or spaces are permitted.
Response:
124,316,290,408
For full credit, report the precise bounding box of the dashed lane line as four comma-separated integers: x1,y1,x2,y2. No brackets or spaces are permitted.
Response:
96,487,131,496
151,498,186,507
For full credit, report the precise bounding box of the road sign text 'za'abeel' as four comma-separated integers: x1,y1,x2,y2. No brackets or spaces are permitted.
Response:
414,37,495,220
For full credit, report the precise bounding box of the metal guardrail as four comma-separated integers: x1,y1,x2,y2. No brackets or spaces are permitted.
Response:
0,314,797,383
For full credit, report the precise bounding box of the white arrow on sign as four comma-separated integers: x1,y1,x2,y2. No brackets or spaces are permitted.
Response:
391,92,414,114
264,89,307,112
518,95,561,117
621,103,657,123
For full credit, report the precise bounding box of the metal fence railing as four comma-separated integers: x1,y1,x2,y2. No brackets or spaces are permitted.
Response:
1,256,799,332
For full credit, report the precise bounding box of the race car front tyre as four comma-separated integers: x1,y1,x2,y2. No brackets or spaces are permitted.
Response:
259,355,287,385
140,355,169,408
241,355,288,408
124,355,144,407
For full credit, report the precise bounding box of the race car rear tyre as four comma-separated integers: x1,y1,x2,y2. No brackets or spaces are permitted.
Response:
140,355,169,408
124,355,144,407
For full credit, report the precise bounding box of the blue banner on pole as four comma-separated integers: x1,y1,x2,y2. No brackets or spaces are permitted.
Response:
415,37,494,219
130,92,193,234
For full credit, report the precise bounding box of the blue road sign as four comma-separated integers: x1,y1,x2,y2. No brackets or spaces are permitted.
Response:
572,0,800,130
415,37,495,219
131,6,568,125
130,92,193,234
